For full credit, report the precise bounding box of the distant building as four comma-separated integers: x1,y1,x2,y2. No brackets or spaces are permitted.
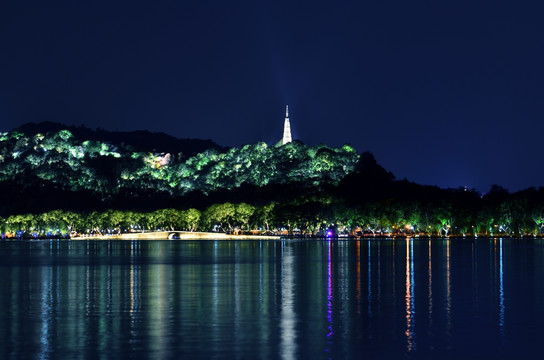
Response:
282,105,292,145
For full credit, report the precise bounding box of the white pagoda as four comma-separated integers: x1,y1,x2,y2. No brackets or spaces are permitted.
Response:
282,105,292,145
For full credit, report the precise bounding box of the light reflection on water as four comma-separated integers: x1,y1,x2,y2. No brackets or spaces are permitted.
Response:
498,239,505,332
427,239,433,327
405,238,416,352
368,241,372,320
446,238,452,337
39,266,52,360
280,242,296,360
0,238,543,359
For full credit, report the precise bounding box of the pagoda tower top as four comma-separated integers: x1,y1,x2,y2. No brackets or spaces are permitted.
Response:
282,105,292,145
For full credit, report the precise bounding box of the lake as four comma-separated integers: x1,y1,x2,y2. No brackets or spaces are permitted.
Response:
1,238,543,359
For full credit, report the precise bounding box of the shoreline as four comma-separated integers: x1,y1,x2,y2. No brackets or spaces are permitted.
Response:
4,231,543,241
70,231,281,240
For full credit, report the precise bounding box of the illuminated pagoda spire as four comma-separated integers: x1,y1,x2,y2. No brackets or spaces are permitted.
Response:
282,105,292,145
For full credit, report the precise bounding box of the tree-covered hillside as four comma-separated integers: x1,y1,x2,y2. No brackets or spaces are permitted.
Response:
0,123,359,215
4,123,544,238
16,122,223,155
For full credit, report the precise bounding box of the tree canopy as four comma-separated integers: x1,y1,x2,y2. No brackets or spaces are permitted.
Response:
0,125,359,215
3,123,544,239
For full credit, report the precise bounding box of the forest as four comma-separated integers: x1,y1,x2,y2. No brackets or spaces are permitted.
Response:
2,123,544,238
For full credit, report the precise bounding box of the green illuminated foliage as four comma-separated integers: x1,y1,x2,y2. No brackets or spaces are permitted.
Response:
181,208,201,231
235,203,255,230
10,131,24,140
203,203,236,231
57,130,73,141
0,126,361,200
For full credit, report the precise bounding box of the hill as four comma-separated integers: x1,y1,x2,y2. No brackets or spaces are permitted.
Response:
4,123,544,238
15,122,223,156
0,123,360,215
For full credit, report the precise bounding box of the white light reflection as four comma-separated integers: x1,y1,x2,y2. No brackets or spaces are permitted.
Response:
377,241,382,307
129,240,140,317
446,238,451,336
234,241,241,348
405,238,416,352
40,266,53,360
259,241,264,309
499,238,505,335
207,241,220,347
148,243,166,358
280,242,296,360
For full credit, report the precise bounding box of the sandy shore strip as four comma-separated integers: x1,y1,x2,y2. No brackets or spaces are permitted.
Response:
70,231,281,240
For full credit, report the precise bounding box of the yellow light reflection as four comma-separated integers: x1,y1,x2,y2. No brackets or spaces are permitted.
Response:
405,238,416,352
356,240,361,315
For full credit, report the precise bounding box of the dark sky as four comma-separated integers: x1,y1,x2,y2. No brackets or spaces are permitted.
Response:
1,0,543,192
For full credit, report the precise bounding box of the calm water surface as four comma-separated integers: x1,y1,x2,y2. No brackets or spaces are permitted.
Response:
1,238,544,359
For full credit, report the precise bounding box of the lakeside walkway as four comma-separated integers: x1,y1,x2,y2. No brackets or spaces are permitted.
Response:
71,231,281,240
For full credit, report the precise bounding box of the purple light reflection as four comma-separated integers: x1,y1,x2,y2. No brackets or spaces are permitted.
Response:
327,240,333,340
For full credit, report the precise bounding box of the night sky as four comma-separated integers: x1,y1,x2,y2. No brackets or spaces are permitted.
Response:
1,1,543,192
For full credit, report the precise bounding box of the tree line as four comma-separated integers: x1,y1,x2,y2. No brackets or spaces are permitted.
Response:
3,124,544,239
3,189,544,238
